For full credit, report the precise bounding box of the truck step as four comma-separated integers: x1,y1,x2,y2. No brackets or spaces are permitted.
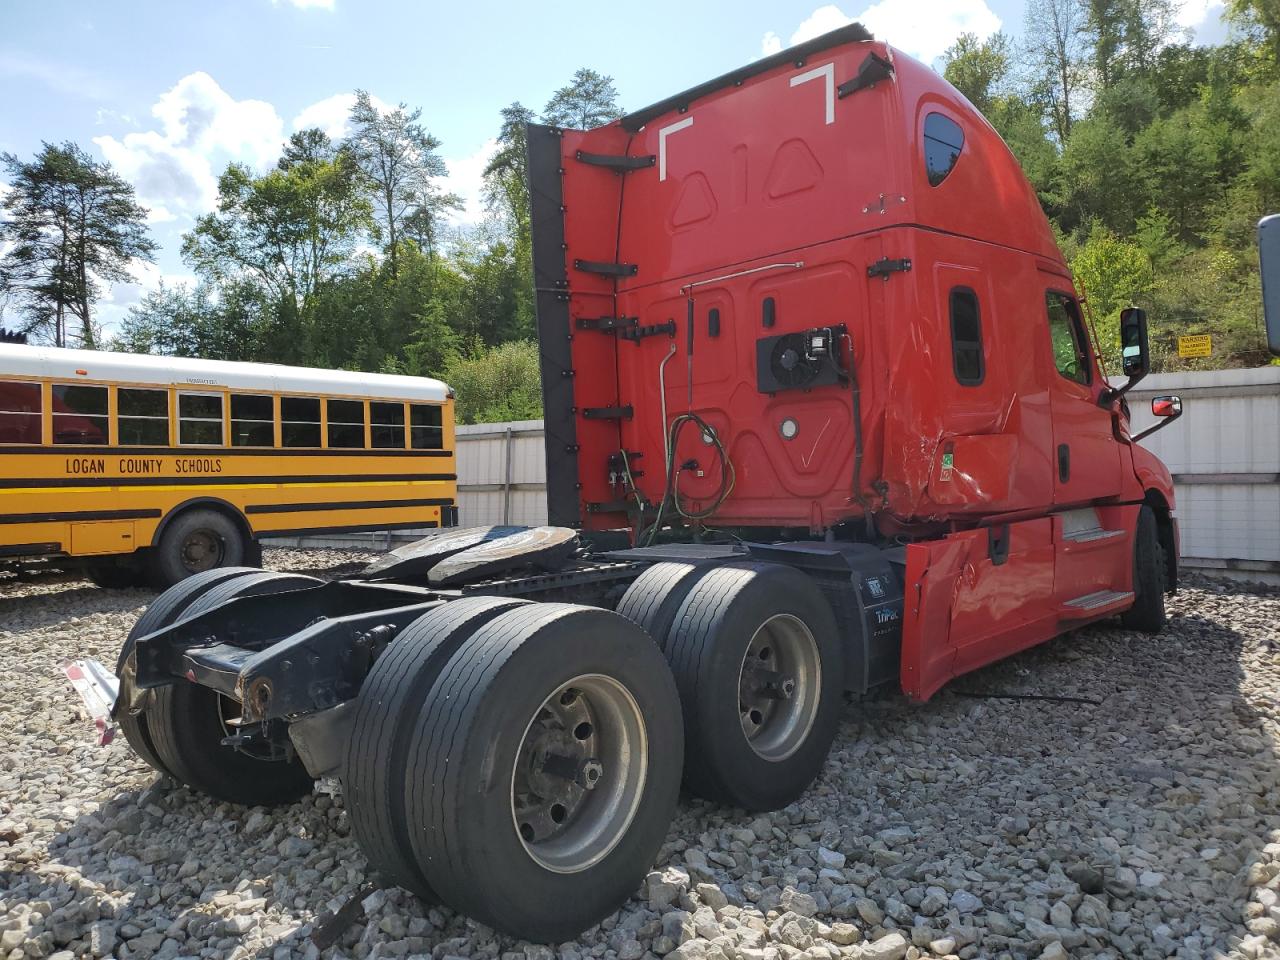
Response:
1061,589,1133,615
1062,527,1125,544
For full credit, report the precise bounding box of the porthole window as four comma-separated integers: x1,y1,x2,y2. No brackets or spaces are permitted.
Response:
924,113,964,187
949,287,984,385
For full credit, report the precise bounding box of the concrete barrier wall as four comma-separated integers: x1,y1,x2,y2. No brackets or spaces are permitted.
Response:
271,367,1280,579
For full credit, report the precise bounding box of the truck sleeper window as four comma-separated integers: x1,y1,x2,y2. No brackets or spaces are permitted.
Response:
1045,292,1091,385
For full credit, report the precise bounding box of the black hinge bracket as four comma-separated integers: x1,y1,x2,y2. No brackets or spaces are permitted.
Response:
620,320,678,342
577,315,639,332
867,257,912,280
586,500,631,514
582,405,634,420
574,259,639,277
838,52,895,98
987,524,1011,566
576,151,657,171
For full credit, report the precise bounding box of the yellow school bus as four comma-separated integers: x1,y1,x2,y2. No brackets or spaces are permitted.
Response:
0,342,456,587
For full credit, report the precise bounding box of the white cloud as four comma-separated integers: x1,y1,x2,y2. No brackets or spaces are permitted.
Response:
1176,0,1224,31
443,138,498,225
272,0,335,9
290,91,391,140
93,72,286,220
761,0,1001,64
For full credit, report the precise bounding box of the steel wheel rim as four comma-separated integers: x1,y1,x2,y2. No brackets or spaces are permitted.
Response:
511,673,647,874
738,613,821,761
182,529,224,573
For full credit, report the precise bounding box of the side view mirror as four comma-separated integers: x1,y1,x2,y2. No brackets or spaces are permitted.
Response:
1132,394,1182,442
1102,306,1150,407
1119,307,1150,378
1260,214,1280,356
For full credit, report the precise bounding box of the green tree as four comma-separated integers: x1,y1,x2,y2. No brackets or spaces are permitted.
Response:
942,32,1012,114
345,91,459,273
442,340,543,424
1023,0,1089,142
543,69,623,130
0,142,156,348
1071,224,1153,365
182,140,370,307
114,280,273,361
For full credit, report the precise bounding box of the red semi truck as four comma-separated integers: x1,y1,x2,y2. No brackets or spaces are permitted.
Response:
108,24,1280,943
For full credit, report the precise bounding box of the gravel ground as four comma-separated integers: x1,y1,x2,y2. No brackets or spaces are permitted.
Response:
1,549,1278,960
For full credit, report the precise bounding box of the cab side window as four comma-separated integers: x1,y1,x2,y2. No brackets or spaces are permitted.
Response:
1045,292,1091,385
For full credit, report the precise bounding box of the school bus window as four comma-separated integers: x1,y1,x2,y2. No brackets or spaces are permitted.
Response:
231,393,274,447
410,404,443,449
53,384,108,445
118,388,169,446
281,396,321,447
179,393,224,446
327,399,365,448
370,401,405,448
0,381,42,444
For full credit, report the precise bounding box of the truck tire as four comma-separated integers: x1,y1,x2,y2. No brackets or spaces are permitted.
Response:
665,562,844,811
144,570,321,806
1121,505,1167,633
149,508,250,589
344,595,530,900
402,604,683,942
115,567,262,779
614,561,714,650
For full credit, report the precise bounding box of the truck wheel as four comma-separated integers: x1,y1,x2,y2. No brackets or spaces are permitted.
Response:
1121,505,1167,633
344,595,530,900
665,562,844,811
115,567,262,779
615,561,714,650
402,604,683,942
149,508,249,589
144,570,321,806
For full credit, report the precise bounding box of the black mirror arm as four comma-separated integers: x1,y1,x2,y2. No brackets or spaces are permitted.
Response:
1131,404,1182,442
1099,369,1146,407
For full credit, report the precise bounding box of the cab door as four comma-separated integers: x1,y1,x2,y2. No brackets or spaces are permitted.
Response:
1042,288,1122,505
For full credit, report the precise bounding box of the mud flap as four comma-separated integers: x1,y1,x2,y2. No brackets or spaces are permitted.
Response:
899,539,969,701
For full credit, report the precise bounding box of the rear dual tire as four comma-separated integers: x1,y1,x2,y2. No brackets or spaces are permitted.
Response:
116,568,319,806
628,561,845,812
344,602,683,943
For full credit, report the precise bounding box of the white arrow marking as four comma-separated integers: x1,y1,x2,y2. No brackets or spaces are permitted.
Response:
789,62,836,125
658,116,694,181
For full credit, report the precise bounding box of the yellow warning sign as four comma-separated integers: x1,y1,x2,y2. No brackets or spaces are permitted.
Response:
1178,334,1212,358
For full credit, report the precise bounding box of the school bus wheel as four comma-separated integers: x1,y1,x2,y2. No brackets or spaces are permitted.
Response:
150,507,250,588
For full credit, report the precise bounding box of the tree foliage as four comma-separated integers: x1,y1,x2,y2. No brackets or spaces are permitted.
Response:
0,142,155,347
182,133,370,307
345,91,458,273
542,69,623,130
442,340,542,424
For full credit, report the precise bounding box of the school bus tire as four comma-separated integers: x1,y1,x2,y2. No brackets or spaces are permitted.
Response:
343,595,531,901
85,555,150,590
115,567,265,780
145,570,321,806
149,507,249,588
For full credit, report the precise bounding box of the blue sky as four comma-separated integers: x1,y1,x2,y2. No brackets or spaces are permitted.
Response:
0,0,1227,335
